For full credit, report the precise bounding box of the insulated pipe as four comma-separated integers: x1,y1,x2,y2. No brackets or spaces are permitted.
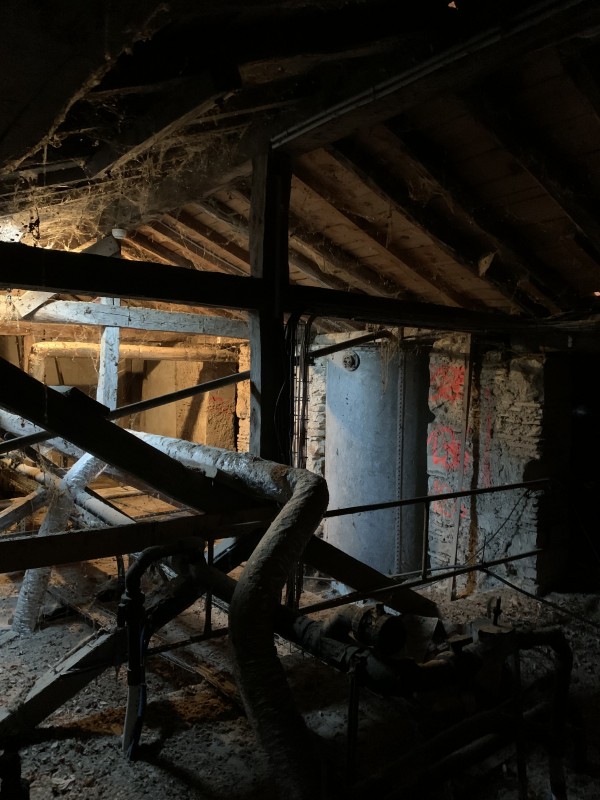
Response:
127,432,329,800
11,454,109,634
11,464,133,527
319,604,405,655
27,341,238,381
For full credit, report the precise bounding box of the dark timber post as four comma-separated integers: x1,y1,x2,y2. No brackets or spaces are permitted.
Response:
249,149,292,462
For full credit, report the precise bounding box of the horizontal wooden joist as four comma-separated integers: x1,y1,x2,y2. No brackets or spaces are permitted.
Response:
0,507,275,574
0,241,263,310
5,240,596,339
0,240,538,334
0,297,248,338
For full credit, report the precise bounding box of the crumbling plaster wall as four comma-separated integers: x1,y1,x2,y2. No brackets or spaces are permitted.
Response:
133,359,237,448
0,336,240,450
236,343,250,452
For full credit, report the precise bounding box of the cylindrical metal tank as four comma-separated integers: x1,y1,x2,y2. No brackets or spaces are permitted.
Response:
323,343,430,576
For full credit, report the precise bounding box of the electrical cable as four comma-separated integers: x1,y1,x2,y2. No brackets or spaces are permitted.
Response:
470,489,532,565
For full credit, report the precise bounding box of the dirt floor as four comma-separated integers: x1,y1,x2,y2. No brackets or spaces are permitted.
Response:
1,561,600,799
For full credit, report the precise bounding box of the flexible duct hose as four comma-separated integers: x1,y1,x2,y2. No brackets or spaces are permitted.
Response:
127,433,330,800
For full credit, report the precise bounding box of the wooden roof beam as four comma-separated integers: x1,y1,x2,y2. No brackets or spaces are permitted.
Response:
291,163,471,308
84,68,241,178
196,196,398,295
0,298,248,339
149,219,248,277
270,0,600,154
329,139,558,316
0,239,536,335
0,241,262,311
383,119,576,313
13,237,598,336
464,83,600,268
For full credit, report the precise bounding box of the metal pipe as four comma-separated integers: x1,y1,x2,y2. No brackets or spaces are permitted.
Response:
0,370,250,456
421,502,430,581
27,341,237,382
306,330,395,362
11,463,134,528
118,540,206,758
113,369,249,418
324,478,549,518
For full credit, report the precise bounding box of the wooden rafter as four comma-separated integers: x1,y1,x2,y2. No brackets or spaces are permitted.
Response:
329,138,555,315
383,120,574,314
0,509,275,574
201,193,406,296
292,160,465,308
463,83,600,270
145,220,248,276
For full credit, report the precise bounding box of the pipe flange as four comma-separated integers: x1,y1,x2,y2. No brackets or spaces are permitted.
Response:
343,352,360,371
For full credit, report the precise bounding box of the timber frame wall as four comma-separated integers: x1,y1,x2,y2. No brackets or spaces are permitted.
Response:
0,148,585,462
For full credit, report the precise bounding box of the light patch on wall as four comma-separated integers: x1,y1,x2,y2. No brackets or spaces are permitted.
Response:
478,251,496,277
0,216,25,243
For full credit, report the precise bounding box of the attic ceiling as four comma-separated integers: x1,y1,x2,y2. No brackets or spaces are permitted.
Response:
2,0,600,335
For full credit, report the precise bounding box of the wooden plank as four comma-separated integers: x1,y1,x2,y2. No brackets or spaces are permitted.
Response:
0,488,47,532
329,141,547,314
0,241,264,311
0,629,125,739
248,150,292,461
48,573,241,703
96,297,120,411
0,508,275,573
297,149,479,308
463,84,600,266
270,0,600,154
195,196,352,292
209,188,412,297
10,290,56,317
383,121,575,313
303,536,438,618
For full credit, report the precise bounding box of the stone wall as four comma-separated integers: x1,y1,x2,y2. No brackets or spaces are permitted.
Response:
426,335,545,594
